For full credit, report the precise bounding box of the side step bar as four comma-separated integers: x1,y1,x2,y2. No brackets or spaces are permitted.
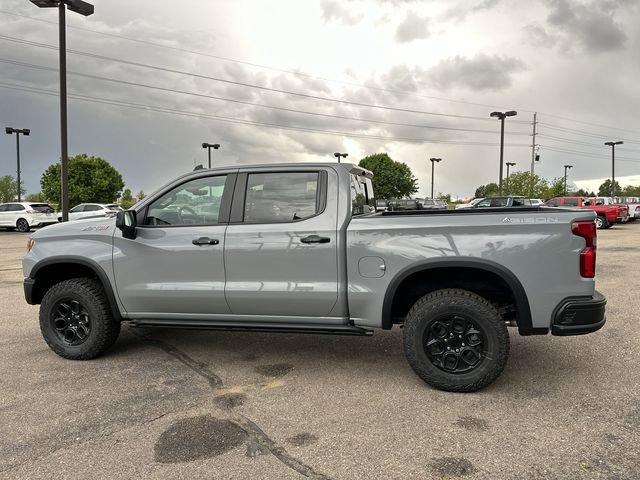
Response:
128,319,374,336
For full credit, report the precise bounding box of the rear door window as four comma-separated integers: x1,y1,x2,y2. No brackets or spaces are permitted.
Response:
29,203,54,213
244,172,319,223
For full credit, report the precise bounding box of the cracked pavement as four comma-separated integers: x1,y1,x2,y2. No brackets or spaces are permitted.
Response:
0,225,639,479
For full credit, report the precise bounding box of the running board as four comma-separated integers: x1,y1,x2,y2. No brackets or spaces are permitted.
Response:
127,319,374,336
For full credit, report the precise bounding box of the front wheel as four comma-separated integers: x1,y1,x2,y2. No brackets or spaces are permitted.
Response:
39,278,120,360
403,289,509,392
16,218,30,233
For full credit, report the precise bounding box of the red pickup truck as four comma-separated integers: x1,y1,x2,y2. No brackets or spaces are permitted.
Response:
545,196,622,229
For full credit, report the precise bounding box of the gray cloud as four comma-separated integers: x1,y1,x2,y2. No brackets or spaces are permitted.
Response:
320,0,363,25
395,11,430,42
545,0,629,53
443,0,503,22
426,55,526,92
522,24,560,47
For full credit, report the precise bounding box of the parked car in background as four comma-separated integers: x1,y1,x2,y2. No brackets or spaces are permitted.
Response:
375,199,390,212
419,198,448,210
472,196,533,208
615,197,640,221
61,203,123,223
389,198,421,211
545,196,618,229
593,197,629,223
530,199,544,206
455,198,483,209
0,202,57,232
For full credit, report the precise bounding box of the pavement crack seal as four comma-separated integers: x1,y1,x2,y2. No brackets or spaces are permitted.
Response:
131,328,332,479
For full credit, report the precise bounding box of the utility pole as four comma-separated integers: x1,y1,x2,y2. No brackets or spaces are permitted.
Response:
605,141,623,197
563,165,573,196
5,127,31,202
429,157,442,199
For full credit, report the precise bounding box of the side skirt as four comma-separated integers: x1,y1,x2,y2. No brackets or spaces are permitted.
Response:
127,319,374,336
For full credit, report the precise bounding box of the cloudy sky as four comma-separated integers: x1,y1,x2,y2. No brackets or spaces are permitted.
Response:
1,0,639,199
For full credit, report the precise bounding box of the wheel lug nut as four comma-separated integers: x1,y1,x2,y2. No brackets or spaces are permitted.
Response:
456,349,459,352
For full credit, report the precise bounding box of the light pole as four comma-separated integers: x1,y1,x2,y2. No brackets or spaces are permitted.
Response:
563,165,573,196
505,162,516,193
5,128,30,202
429,157,441,199
490,110,517,194
604,141,623,197
334,152,348,163
29,0,94,222
202,143,220,168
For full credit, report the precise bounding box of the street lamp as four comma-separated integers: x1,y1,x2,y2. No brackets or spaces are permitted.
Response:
429,157,441,199
202,143,220,168
29,0,94,222
5,127,30,202
604,141,623,197
490,110,517,194
505,162,516,193
563,165,573,196
334,152,348,163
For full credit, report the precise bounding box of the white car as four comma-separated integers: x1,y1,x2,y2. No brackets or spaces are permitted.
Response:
456,198,483,209
529,198,544,206
0,202,58,232
62,203,123,222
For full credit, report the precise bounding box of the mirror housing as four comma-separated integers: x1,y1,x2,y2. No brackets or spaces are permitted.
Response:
116,210,137,239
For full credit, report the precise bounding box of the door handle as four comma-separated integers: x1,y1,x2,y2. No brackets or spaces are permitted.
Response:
300,235,330,244
192,237,219,246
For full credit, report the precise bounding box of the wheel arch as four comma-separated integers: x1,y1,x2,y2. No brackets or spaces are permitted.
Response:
381,258,540,335
28,256,122,321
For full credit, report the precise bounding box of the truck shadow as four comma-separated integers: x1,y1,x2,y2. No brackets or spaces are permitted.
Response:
109,325,595,397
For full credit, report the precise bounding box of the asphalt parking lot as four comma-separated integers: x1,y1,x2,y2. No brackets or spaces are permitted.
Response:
0,225,638,480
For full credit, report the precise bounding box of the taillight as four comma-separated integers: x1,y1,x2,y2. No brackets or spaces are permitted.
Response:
571,221,597,278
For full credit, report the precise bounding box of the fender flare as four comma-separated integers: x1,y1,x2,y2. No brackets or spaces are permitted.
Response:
29,256,123,321
381,258,543,335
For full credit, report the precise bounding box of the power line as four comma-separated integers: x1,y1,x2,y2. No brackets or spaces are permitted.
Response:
539,145,640,163
0,81,532,147
0,56,531,138
538,122,640,145
0,34,532,125
0,9,536,113
538,133,640,152
538,112,640,137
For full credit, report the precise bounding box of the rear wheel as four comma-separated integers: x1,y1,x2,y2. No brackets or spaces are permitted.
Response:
39,278,120,360
403,289,509,392
16,218,30,233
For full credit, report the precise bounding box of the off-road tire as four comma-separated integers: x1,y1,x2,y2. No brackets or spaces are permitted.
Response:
40,278,120,360
403,289,509,392
16,218,30,233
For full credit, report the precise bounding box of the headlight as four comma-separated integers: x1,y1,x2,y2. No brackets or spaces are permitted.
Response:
26,238,35,253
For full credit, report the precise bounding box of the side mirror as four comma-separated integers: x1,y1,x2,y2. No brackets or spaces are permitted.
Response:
116,210,137,239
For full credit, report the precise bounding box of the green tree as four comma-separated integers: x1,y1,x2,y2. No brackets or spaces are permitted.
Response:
504,171,548,198
0,176,25,202
25,192,46,202
120,188,135,209
622,184,640,196
598,179,622,196
359,153,417,199
137,190,146,200
545,177,566,199
40,154,125,207
475,183,499,198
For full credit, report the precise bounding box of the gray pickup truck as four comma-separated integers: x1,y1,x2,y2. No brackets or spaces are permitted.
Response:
23,163,606,392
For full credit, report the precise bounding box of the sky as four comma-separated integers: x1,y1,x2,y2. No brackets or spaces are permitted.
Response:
1,0,639,200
